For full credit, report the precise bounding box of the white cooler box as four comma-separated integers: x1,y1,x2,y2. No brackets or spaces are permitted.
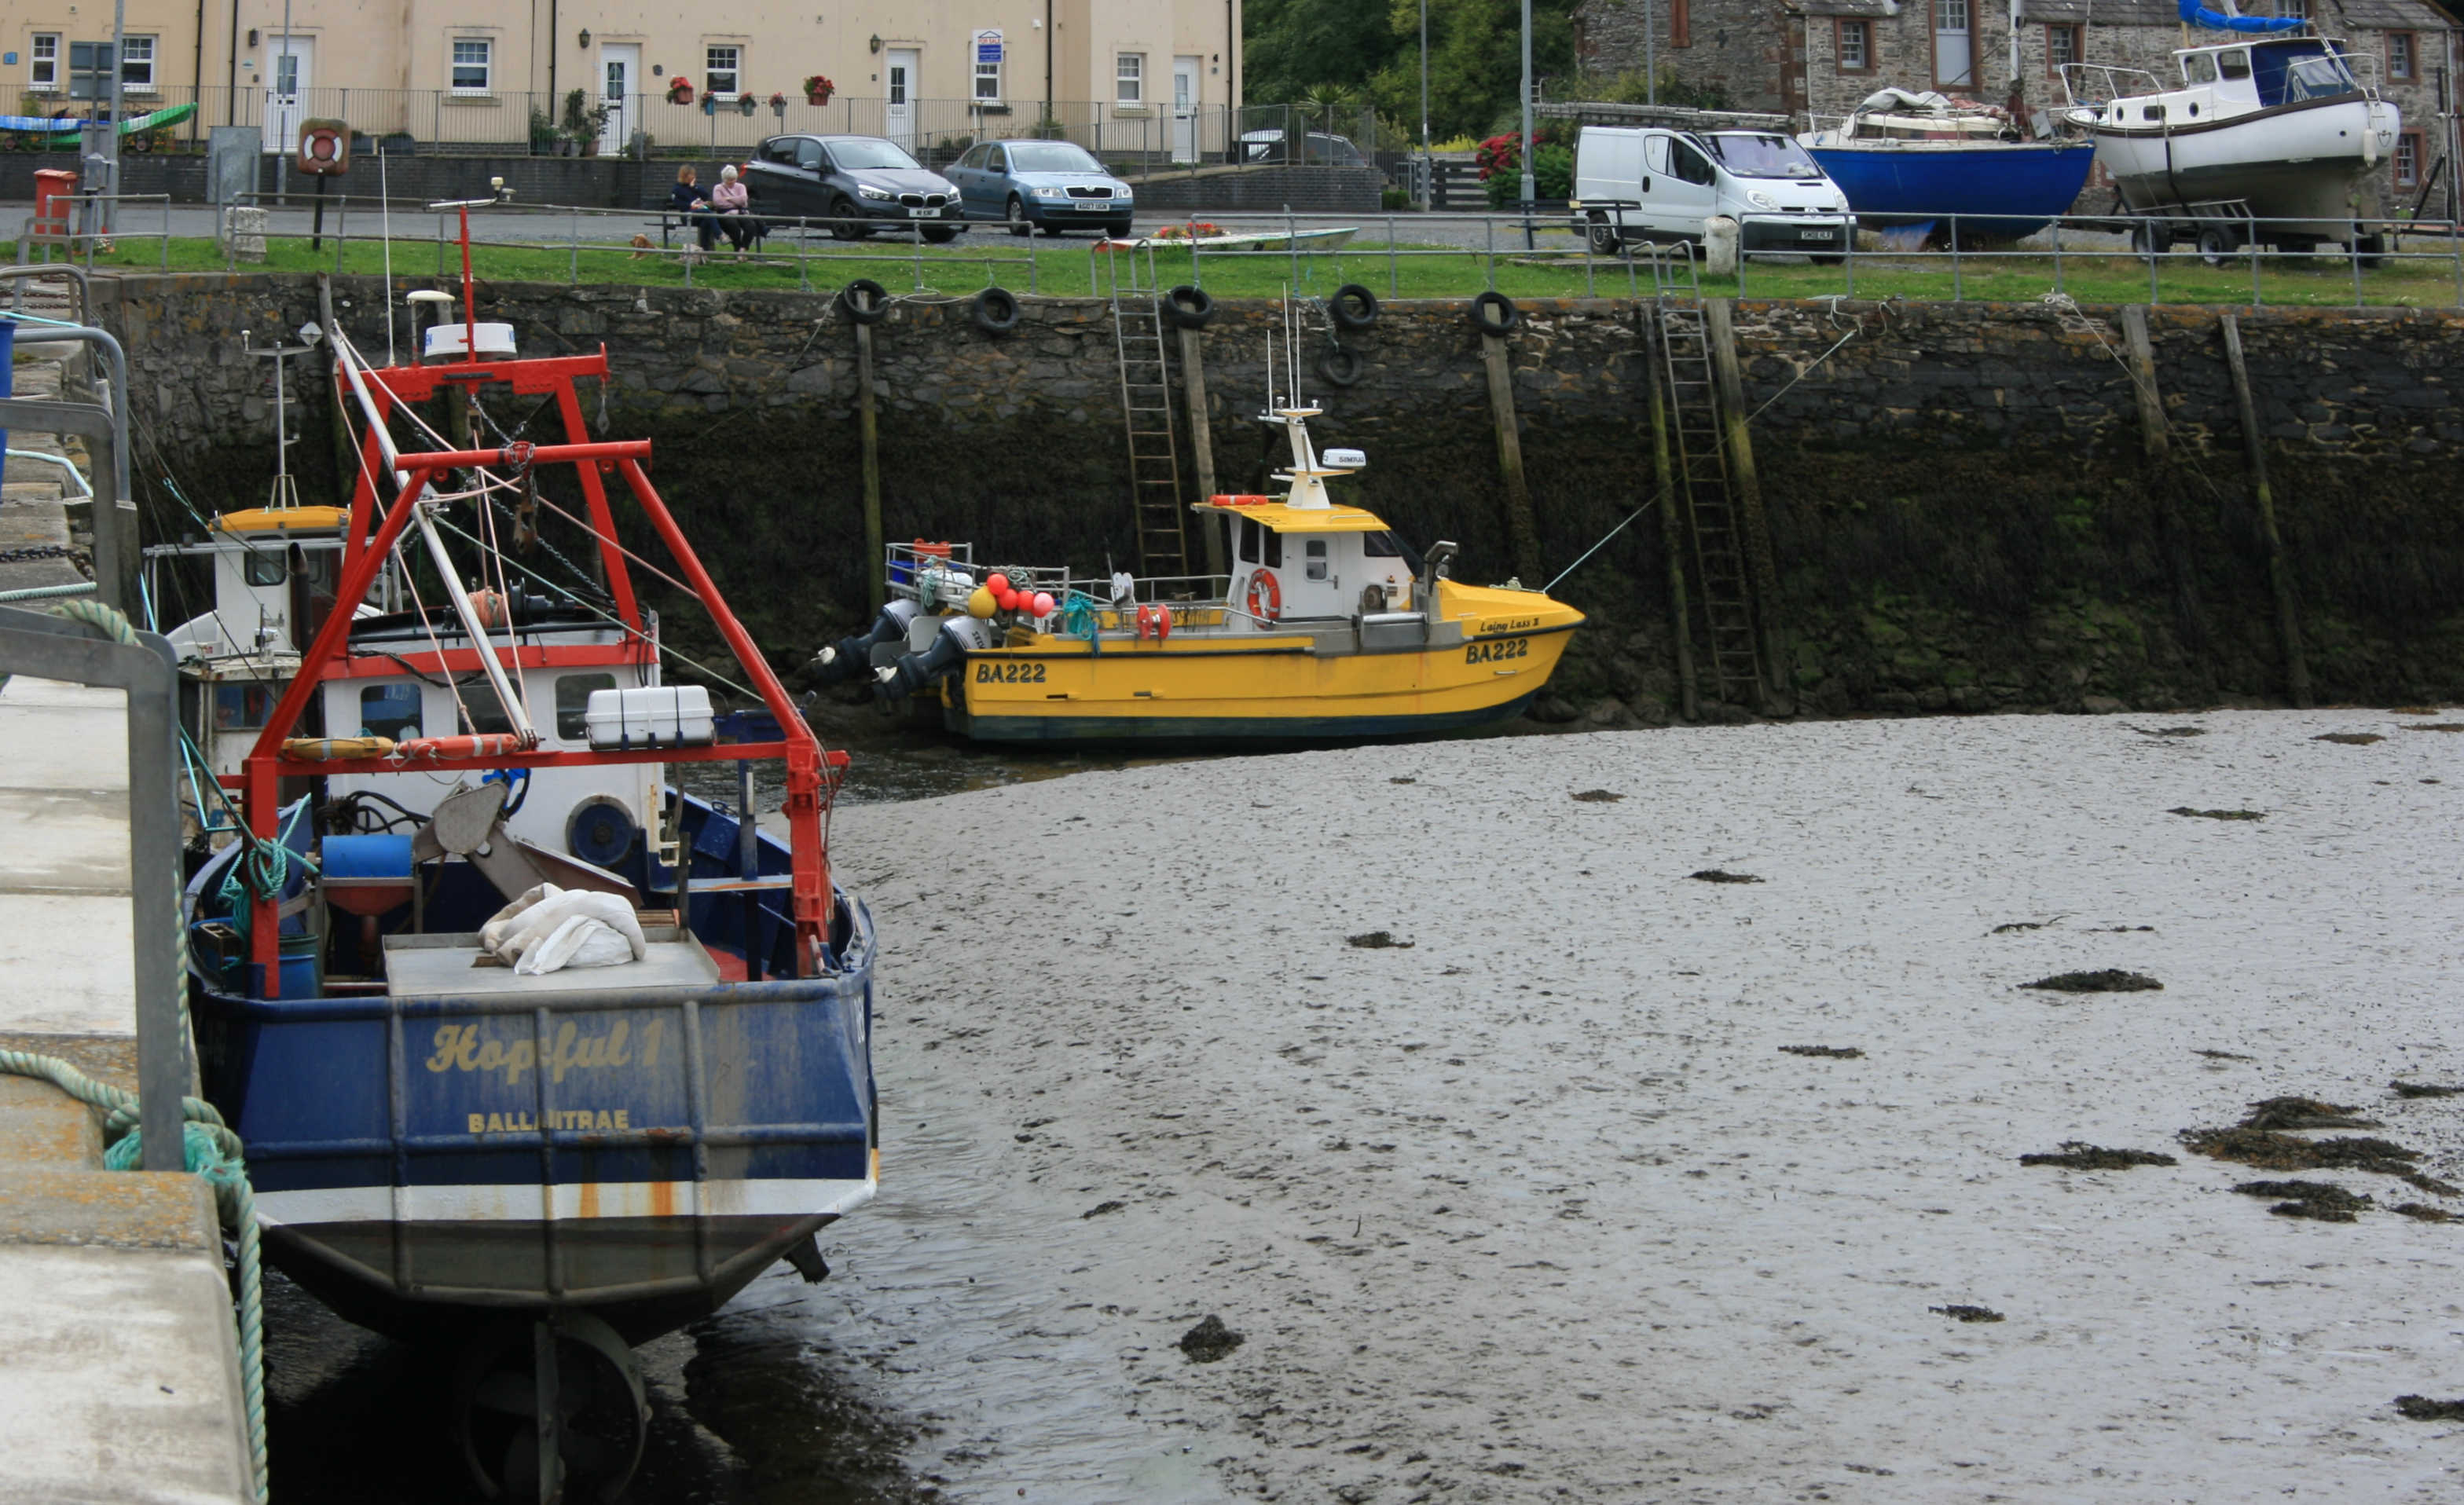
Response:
585,685,716,749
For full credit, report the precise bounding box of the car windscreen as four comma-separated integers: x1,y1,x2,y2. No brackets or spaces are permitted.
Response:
1704,133,1824,179
828,140,923,171
1006,142,1102,174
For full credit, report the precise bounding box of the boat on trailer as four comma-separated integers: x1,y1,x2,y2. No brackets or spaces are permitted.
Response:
1798,90,2097,242
2059,3,2400,255
812,397,1585,742
172,199,874,1500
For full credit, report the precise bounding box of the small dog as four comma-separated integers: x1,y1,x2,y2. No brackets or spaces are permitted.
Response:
628,233,655,259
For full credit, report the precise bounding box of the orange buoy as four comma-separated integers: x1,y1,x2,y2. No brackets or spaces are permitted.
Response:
395,734,525,760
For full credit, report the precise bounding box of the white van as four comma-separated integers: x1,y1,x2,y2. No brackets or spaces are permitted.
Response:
1572,126,1855,260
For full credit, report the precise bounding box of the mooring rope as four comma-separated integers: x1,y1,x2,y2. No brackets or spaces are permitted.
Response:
0,598,270,1503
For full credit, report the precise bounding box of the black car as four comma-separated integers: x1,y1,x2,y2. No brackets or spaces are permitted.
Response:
743,134,968,242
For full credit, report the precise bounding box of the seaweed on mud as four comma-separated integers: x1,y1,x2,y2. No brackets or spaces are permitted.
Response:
1992,921,2051,933
2315,732,2385,745
1178,1315,1245,1364
2169,807,2266,821
2231,1179,2373,1222
1081,1200,1126,1220
2400,723,2464,733
1346,931,1414,950
2395,1203,2457,1222
1689,870,1763,884
2395,1396,2464,1421
1389,776,1416,784
1571,789,1624,803
2392,1080,2464,1099
2019,1143,2179,1170
2022,969,2162,994
2198,1049,2256,1060
2180,1127,2422,1174
1779,1045,1865,1059
2404,1172,2462,1197
2133,726,2207,738
1930,1305,2005,1324
2239,1097,2378,1131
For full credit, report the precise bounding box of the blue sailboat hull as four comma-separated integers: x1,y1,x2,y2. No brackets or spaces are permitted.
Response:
1806,141,2098,237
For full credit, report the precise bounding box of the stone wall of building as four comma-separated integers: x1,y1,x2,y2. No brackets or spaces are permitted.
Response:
85,274,2464,721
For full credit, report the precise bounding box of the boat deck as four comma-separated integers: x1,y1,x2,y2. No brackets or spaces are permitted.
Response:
383,930,723,998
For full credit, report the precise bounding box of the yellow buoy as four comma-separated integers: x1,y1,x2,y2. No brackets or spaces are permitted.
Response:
966,586,996,619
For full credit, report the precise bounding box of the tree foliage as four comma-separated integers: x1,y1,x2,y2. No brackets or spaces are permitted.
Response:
1244,0,1583,144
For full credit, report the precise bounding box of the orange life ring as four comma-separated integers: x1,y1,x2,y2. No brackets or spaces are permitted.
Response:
395,734,525,761
1245,569,1282,624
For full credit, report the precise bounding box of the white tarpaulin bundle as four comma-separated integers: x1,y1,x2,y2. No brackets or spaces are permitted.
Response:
478,884,649,976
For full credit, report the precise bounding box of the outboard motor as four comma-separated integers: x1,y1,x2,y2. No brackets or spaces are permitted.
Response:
810,599,921,683
878,616,999,701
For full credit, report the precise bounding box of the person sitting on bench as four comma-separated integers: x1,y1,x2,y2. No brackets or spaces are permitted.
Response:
669,165,720,255
710,163,761,253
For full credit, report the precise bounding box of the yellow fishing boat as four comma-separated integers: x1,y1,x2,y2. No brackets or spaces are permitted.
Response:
812,402,1585,742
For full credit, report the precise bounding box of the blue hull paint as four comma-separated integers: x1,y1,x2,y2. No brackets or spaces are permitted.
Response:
1807,141,2097,237
945,691,1543,744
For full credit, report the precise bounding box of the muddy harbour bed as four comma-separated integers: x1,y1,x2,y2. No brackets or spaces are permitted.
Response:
264,709,2464,1503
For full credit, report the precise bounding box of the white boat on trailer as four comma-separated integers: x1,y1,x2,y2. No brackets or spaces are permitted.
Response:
2059,2,2400,258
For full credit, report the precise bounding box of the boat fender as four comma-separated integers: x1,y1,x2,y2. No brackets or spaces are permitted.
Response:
1316,345,1362,388
811,599,921,683
971,286,1021,335
1245,568,1283,624
2363,130,2378,167
838,278,891,325
1468,290,1519,337
394,734,525,761
1161,284,1216,331
281,735,395,761
1329,284,1380,330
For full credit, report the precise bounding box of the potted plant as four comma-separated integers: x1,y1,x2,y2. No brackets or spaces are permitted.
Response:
768,90,788,118
667,76,696,106
803,74,834,106
561,87,613,155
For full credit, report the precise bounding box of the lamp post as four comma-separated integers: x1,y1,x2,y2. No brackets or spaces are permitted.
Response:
1420,0,1430,208
1518,0,1534,207
1646,0,1657,104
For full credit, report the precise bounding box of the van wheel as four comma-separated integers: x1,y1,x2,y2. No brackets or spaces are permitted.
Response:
2355,232,2388,269
1809,253,1845,266
1586,215,1622,255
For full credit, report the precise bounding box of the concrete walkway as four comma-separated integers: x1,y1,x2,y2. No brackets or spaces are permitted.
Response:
0,347,253,1504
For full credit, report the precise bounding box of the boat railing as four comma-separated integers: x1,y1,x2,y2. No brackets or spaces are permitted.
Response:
2059,63,2166,109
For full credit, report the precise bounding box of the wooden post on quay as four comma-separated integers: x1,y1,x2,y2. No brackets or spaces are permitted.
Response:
1703,298,1788,712
1641,310,1699,722
2119,305,2214,652
1177,324,1226,580
2120,305,2169,459
853,296,884,613
1480,329,1543,584
2219,313,2312,708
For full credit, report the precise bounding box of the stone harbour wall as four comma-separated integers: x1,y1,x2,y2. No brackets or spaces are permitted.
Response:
90,271,2464,723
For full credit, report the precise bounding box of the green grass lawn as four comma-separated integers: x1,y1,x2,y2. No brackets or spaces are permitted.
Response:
56,225,2464,310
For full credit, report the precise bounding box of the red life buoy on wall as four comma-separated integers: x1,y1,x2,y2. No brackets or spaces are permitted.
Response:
1245,569,1282,624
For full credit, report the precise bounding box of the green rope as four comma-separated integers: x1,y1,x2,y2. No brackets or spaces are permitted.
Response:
0,598,270,1503
1058,589,1103,654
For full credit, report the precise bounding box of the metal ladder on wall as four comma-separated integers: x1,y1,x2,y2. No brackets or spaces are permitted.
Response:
1653,289,1764,709
1094,240,1190,577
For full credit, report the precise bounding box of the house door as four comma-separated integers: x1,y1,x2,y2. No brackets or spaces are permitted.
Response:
600,44,639,154
885,49,918,149
266,35,314,155
1172,56,1201,163
1934,0,1974,89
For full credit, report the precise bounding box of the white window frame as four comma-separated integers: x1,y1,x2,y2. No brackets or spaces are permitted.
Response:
1838,19,1869,71
2396,130,2421,187
28,32,60,91
449,37,493,95
1116,51,1144,107
2387,31,2414,81
706,44,742,100
974,54,1001,102
119,34,156,93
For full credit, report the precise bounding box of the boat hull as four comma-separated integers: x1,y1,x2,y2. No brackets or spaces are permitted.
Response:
2088,96,2395,233
942,621,1578,743
1805,141,2096,237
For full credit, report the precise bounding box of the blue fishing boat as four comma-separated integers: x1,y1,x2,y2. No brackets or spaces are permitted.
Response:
170,194,875,1501
1799,90,2096,240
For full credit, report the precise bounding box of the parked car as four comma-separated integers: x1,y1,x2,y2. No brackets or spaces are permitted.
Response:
1571,125,1853,261
742,134,968,241
1237,129,1369,168
944,139,1135,237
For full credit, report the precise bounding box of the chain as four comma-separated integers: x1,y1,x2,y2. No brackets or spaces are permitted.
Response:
0,544,75,564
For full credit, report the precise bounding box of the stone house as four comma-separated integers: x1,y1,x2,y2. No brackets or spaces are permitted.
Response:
1574,0,2457,212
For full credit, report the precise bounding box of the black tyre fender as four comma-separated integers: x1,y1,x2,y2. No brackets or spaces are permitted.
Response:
1315,344,1362,388
838,278,891,324
1468,289,1519,336
1161,284,1216,330
1329,283,1380,329
971,285,1021,335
